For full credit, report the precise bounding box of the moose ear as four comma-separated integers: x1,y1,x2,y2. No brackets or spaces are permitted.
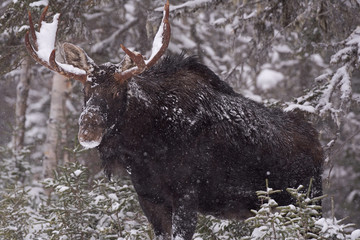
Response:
62,43,94,72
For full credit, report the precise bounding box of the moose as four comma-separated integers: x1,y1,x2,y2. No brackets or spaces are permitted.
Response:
25,1,324,239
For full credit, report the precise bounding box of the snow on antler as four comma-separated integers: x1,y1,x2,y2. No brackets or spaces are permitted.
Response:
25,7,87,82
35,13,60,63
114,0,170,82
146,1,170,65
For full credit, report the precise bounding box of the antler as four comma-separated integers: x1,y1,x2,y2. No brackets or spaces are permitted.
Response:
24,7,87,83
114,0,171,82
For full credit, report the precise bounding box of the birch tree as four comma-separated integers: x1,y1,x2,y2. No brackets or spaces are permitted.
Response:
42,73,69,179
12,56,31,152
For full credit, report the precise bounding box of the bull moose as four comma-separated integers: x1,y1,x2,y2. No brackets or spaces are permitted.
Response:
25,1,324,239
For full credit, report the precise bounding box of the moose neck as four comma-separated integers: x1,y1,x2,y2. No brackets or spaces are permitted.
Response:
101,77,161,145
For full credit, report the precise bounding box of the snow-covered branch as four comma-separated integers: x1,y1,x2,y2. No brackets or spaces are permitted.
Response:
286,26,360,128
155,0,214,12
316,27,360,122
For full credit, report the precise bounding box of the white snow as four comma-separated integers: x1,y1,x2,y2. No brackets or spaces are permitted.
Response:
242,90,263,102
155,0,213,12
108,193,119,201
284,103,316,113
315,25,359,121
57,62,86,75
79,139,101,149
111,202,120,211
351,229,360,240
256,69,284,90
346,190,360,203
56,185,69,192
315,217,352,239
124,1,135,14
273,44,292,53
335,66,352,100
243,10,257,20
345,26,360,46
174,237,185,240
315,72,331,82
317,65,352,117
18,25,30,32
7,226,18,231
35,13,60,62
29,0,48,7
311,53,326,67
330,46,354,64
73,169,83,177
127,81,150,105
251,226,268,239
212,17,226,26
79,103,101,124
93,195,106,205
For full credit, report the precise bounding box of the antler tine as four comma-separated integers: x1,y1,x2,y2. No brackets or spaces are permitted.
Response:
120,44,146,70
28,11,38,51
114,0,171,83
38,5,49,29
49,49,61,72
146,0,170,68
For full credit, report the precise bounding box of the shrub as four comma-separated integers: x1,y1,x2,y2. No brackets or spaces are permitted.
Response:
1,160,359,239
33,162,150,239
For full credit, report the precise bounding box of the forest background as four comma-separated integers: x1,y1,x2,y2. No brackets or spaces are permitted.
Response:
0,0,360,239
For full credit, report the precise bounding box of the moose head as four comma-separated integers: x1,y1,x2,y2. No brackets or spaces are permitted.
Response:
25,1,170,149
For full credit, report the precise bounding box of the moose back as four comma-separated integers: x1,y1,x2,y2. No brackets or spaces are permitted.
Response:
25,1,323,239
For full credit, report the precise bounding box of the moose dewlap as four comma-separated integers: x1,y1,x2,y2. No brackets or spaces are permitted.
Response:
25,1,324,239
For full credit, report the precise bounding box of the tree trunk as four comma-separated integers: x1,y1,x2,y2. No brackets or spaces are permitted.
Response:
43,73,69,180
12,56,31,152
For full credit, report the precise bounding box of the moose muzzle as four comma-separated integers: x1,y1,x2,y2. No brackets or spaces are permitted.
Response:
78,105,106,149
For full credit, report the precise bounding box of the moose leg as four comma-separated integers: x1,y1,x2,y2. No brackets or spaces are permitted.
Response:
172,191,198,240
137,195,172,239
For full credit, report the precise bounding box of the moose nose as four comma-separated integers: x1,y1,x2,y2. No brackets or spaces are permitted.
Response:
78,126,104,149
78,106,105,149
